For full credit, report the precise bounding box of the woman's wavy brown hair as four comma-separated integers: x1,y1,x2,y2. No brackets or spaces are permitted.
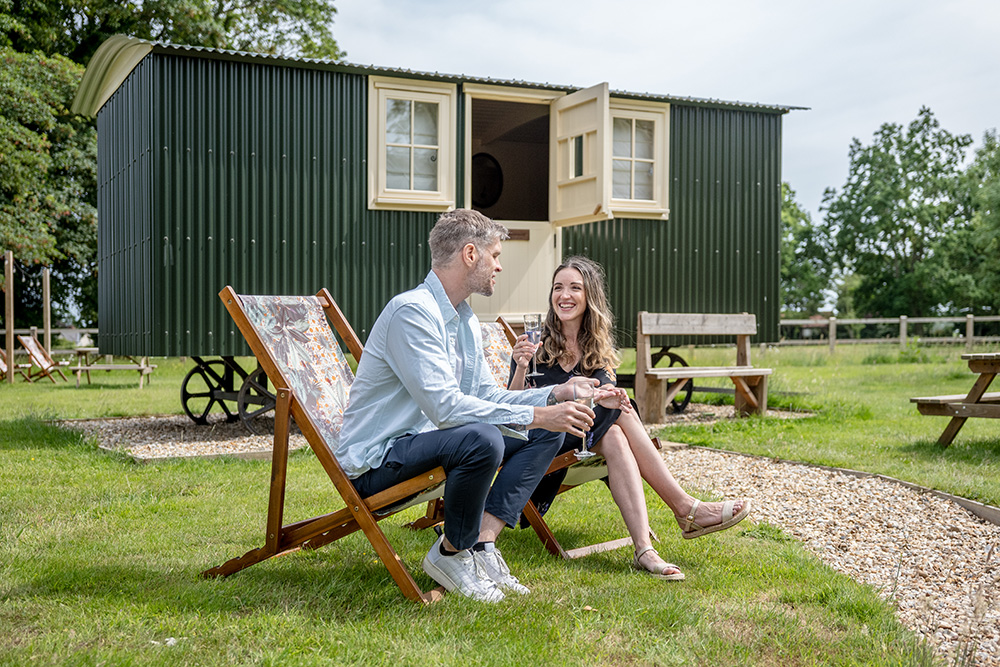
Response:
536,256,620,377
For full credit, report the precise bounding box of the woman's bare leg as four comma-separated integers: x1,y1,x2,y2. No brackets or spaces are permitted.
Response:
614,408,744,527
593,425,681,576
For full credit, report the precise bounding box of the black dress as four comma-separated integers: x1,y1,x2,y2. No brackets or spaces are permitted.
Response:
509,358,623,524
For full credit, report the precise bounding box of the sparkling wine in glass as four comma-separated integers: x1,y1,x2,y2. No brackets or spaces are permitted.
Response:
572,383,596,459
523,313,543,378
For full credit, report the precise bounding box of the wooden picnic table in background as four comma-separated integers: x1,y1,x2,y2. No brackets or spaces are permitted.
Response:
911,352,1000,447
73,347,157,389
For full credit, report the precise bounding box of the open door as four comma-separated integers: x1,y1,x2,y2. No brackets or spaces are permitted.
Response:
549,82,611,227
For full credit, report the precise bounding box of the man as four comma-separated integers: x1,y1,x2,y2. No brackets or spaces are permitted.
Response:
336,209,602,602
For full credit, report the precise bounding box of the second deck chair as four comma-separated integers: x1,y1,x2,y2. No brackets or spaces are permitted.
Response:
203,286,447,604
16,334,68,383
1,349,31,381
408,317,655,559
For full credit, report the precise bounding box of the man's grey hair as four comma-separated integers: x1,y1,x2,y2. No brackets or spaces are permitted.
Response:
428,209,509,268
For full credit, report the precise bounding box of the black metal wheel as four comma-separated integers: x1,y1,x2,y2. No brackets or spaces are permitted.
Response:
651,347,693,413
181,358,241,425
237,367,277,435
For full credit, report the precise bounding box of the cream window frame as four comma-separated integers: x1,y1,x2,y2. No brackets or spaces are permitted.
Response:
368,76,457,211
609,100,670,220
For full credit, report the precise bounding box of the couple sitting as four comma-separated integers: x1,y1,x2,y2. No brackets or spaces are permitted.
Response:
334,209,750,602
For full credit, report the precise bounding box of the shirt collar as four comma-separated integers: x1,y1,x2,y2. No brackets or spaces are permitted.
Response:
423,270,472,323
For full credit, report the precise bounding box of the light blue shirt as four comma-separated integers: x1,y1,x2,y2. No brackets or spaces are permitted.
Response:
336,271,553,478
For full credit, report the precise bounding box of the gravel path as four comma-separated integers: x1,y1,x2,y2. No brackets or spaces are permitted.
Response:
66,408,1000,665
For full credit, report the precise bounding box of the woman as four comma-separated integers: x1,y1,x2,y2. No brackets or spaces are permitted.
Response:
510,256,751,580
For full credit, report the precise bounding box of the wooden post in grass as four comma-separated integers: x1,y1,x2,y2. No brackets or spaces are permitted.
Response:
828,317,837,354
4,250,12,385
966,314,975,351
43,267,51,354
899,316,908,349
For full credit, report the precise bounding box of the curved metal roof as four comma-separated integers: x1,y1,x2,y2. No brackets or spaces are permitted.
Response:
73,35,808,117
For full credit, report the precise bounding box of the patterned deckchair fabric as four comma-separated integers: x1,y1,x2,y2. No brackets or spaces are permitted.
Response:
480,322,514,389
239,295,354,451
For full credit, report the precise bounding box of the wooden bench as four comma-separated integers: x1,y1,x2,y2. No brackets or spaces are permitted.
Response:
635,312,773,419
74,355,157,389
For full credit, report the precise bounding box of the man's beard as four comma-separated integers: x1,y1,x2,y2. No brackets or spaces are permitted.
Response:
469,257,495,297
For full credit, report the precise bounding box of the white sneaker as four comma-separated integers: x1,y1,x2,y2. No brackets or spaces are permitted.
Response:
472,545,530,595
422,535,505,603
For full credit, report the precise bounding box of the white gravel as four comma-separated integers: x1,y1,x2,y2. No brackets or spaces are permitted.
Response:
64,408,1000,665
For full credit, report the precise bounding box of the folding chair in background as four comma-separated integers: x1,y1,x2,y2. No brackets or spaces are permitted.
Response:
16,334,68,383
1,349,31,382
203,286,448,604
409,316,657,559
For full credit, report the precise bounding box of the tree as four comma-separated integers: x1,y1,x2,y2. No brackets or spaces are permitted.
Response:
7,0,344,64
822,107,973,317
779,182,830,315
0,45,98,323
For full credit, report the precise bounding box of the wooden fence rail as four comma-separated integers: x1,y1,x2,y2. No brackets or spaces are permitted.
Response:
779,315,1000,351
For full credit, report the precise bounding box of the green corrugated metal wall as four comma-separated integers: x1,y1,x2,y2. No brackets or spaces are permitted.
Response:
563,105,782,347
98,53,444,356
96,52,780,357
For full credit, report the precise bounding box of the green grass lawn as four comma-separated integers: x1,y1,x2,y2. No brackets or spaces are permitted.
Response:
1,347,973,665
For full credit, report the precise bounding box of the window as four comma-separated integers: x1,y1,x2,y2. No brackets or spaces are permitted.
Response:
609,101,669,219
368,77,456,210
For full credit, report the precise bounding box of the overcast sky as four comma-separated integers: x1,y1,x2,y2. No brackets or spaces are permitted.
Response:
335,0,1000,222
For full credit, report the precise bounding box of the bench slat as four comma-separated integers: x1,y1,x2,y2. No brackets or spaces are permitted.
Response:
910,392,1000,405
916,402,1000,419
640,312,757,336
646,366,772,379
75,365,156,372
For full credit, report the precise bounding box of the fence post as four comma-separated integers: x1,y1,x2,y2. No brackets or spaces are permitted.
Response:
899,316,908,348
43,267,51,354
829,317,837,353
4,251,13,384
966,314,975,351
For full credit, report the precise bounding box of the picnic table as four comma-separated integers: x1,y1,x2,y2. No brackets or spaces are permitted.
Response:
911,352,1000,447
73,347,156,389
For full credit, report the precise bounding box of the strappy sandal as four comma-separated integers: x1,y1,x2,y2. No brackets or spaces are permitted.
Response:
678,498,752,539
632,545,685,581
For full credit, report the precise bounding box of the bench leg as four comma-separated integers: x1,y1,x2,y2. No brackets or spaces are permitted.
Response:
734,375,768,417
638,376,667,423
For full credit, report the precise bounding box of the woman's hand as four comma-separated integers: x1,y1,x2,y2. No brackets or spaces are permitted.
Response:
511,334,536,370
596,384,631,411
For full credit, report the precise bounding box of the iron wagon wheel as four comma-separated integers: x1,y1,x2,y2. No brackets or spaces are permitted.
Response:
237,368,277,435
656,349,693,414
181,359,240,425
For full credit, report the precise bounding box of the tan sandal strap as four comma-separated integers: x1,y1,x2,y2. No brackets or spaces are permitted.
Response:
682,499,701,532
722,500,735,523
635,545,657,561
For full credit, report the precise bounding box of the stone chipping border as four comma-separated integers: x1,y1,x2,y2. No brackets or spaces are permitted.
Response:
63,408,1000,665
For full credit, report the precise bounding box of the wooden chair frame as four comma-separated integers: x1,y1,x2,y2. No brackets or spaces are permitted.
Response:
204,286,446,604
409,316,653,560
1,349,31,382
16,333,68,383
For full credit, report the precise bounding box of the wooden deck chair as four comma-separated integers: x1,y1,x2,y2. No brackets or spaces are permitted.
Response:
16,334,68,383
204,286,447,604
408,316,654,559
1,349,32,382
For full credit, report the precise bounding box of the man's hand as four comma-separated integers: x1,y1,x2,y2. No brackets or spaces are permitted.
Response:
550,375,599,403
529,402,594,438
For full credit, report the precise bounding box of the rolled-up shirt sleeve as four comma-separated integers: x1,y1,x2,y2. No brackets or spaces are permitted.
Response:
383,304,549,428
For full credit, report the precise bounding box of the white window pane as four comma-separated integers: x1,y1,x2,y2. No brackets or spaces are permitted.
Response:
635,120,654,160
386,99,411,144
634,161,654,200
386,146,410,189
613,159,631,199
413,102,438,146
413,148,438,191
613,118,632,157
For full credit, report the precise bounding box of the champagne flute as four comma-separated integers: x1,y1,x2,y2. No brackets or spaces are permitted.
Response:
523,313,543,378
572,382,596,459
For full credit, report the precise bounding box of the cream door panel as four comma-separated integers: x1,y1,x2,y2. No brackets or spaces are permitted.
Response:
469,222,560,322
549,82,612,227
